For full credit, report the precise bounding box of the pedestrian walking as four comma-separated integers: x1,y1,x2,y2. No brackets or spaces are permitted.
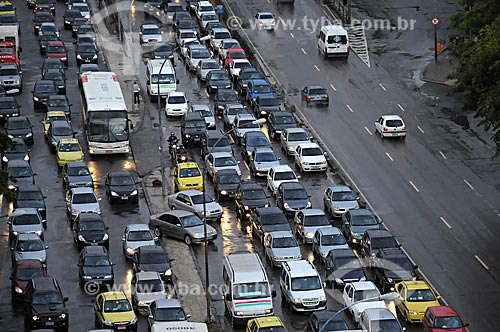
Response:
217,5,223,20
133,81,140,104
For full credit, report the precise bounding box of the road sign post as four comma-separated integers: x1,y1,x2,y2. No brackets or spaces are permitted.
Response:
432,18,439,63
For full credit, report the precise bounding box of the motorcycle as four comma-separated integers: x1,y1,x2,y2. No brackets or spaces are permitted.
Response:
174,145,189,164
168,139,179,160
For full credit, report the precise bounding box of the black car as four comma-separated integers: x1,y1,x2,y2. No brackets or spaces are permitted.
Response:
47,95,72,121
75,42,98,65
72,212,109,250
235,181,269,219
206,70,232,94
24,277,69,332
267,111,297,140
42,69,66,94
152,43,174,62
77,63,100,87
213,169,241,201
360,229,399,267
14,184,47,220
41,58,65,74
306,310,349,332
5,116,34,145
6,160,35,196
62,161,94,188
203,21,223,34
36,0,56,15
132,245,172,282
1,138,29,168
78,246,114,288
176,19,196,31
324,248,366,288
302,85,329,106
276,182,311,216
32,80,57,109
374,248,418,293
63,9,81,30
235,67,263,94
253,95,283,118
38,31,60,55
241,131,270,162
33,12,54,35
200,130,233,157
181,112,207,146
250,207,290,243
214,89,239,115
104,171,139,204
46,120,74,151
76,24,95,37
71,17,89,37
0,96,20,120
341,209,381,244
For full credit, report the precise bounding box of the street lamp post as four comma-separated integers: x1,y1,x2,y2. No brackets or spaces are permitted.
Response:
202,117,266,323
319,292,400,332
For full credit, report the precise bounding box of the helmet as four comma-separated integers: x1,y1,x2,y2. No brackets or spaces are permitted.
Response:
170,132,175,136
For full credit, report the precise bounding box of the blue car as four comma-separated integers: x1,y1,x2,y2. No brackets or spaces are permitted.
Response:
246,78,274,108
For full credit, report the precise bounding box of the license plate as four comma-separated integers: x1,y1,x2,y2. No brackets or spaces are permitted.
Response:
106,150,112,153
118,327,126,330
391,133,399,136
84,59,90,62
91,242,98,246
121,196,129,200
46,322,55,326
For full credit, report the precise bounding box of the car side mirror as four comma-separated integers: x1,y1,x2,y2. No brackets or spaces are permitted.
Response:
45,246,49,249
98,197,102,201
106,227,110,230
176,223,181,227
148,314,154,319
7,221,12,225
63,297,69,302
437,295,442,300
464,323,469,328
186,314,192,319
176,79,180,84
33,173,38,176
325,197,331,202
271,289,277,298
402,328,406,332
297,175,301,179
43,196,47,199
378,219,383,224
77,263,82,267
121,237,125,241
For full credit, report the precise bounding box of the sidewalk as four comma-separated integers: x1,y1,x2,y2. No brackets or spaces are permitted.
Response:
421,49,458,86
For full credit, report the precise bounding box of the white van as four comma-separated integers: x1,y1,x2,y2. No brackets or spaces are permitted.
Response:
146,59,178,101
151,322,209,332
222,253,275,326
317,25,350,59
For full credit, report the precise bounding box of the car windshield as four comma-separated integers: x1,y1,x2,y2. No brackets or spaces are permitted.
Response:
72,193,97,204
17,191,43,201
242,189,266,200
67,166,90,176
110,175,134,186
327,35,347,44
58,143,81,152
233,282,270,299
214,156,237,167
78,44,96,53
178,21,195,29
229,51,245,59
45,72,64,81
180,215,203,227
201,62,219,69
227,107,247,116
207,137,229,147
8,166,32,177
48,98,68,107
47,46,66,53
47,116,67,125
406,289,436,302
7,119,30,129
0,100,16,109
388,257,414,271
179,167,201,178
254,84,272,94
155,307,187,321
223,42,239,49
351,214,377,226
434,316,464,329
283,188,308,200
6,142,27,153
40,35,59,42
185,119,206,128
128,230,153,241
242,72,262,80
304,215,329,227
35,84,56,93
32,292,64,305
155,44,172,52
16,267,45,281
261,213,288,225
336,257,361,270
17,240,44,252
65,10,81,18
143,28,160,35
199,109,213,117
12,215,39,225
234,62,251,69
0,3,14,11
274,171,296,181
219,174,240,184
301,148,322,156
191,49,211,59
210,72,228,80
255,152,277,162
0,68,18,76
322,234,346,245
331,191,356,201
218,92,238,102
104,299,132,313
140,252,167,264
79,221,105,232
190,193,214,204
372,237,398,249
136,279,163,293
309,88,326,95
258,98,278,106
386,119,404,127
151,74,175,84
83,255,110,266
259,14,274,19
168,96,186,104
291,276,321,291
353,289,380,301
273,236,297,248
35,15,53,23
214,32,231,39
237,119,258,129
287,132,309,142
53,127,72,136
247,136,269,147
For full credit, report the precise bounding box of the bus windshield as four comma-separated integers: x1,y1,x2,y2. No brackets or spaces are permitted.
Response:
88,111,129,143
152,74,176,84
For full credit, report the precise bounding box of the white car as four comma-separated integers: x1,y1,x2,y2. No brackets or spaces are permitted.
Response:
131,271,166,314
294,142,327,172
343,281,387,323
140,24,163,44
264,230,302,267
205,152,241,178
280,128,311,156
175,29,197,47
255,12,276,30
122,224,158,259
11,233,48,265
65,187,101,222
229,59,252,80
72,2,91,19
231,113,261,145
196,1,215,20
189,104,216,129
218,38,241,60
249,147,281,177
374,114,407,139
312,226,349,263
186,44,211,71
199,13,219,31
266,165,299,196
165,92,188,117
210,28,231,51
196,59,221,81
167,189,223,221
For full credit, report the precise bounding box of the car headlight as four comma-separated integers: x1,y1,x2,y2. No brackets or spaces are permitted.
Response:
24,155,30,161
319,295,326,301
166,108,173,112
2,156,7,162
71,209,80,216
264,309,273,314
65,20,70,24
103,275,113,279
235,311,244,316
34,96,39,101
181,108,187,113
111,191,119,197
185,134,191,138
92,54,98,59
264,203,270,208
77,54,82,59
305,232,313,238
96,208,101,214
165,268,172,276
83,275,92,280
360,276,367,281
59,313,67,319
126,247,135,255
86,181,93,186
8,184,15,190
293,298,302,304
351,231,359,237
220,190,227,195
178,183,186,187
26,133,33,138
335,278,343,283
244,205,249,210
408,310,416,315
193,232,203,238
32,315,40,321
15,80,20,84
239,132,244,137
284,203,290,209
102,233,109,241
131,190,138,195
138,300,145,306
237,169,242,176
306,201,312,208
209,121,215,127
35,230,43,236
15,286,23,294
387,277,393,283
78,235,85,241
104,320,113,326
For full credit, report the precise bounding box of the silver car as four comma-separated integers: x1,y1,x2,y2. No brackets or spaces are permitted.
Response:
61,161,94,188
263,231,302,267
147,299,190,328
186,44,211,71
11,233,48,266
122,224,158,259
7,208,45,244
140,24,163,44
312,226,349,263
65,187,101,222
249,147,280,177
323,185,360,218
218,38,241,60
255,12,276,30
205,152,241,178
223,103,249,130
294,209,331,244
131,271,166,314
196,59,221,81
280,127,311,156
167,190,223,221
189,104,216,129
0,63,22,93
149,210,218,245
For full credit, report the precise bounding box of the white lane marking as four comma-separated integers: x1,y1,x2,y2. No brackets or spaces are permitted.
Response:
290,32,295,39
463,179,474,191
364,127,373,135
385,152,394,161
379,83,387,91
440,217,452,229
329,83,336,91
398,104,405,112
346,105,354,113
279,17,285,25
409,180,420,192
301,48,307,55
439,151,447,160
314,65,320,72
417,125,425,133
474,255,490,270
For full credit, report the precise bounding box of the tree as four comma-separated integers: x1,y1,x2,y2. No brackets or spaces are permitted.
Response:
450,0,500,157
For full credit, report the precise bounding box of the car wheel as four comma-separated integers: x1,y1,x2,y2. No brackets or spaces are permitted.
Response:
153,226,162,238
184,235,192,245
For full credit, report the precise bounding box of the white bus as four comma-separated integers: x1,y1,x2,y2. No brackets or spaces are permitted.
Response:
81,72,130,154
146,59,178,100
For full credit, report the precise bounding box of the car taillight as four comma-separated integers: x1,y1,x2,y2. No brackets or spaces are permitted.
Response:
258,21,263,25
402,126,406,131
306,95,311,99
271,21,276,25
324,95,329,99
383,127,388,132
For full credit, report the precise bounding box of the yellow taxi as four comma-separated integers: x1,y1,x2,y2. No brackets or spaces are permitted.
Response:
247,316,287,332
56,138,83,167
174,162,203,192
42,111,68,138
0,1,15,15
94,291,138,331
395,280,442,323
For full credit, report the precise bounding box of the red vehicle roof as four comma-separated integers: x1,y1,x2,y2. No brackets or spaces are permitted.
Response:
48,41,65,47
427,306,460,317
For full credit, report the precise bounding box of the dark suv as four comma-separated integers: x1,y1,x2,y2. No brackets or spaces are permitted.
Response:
360,229,399,267
374,248,418,293
250,207,290,243
78,246,114,289
24,276,69,332
0,96,21,120
133,245,172,283
181,112,207,146
72,212,109,250
235,180,269,220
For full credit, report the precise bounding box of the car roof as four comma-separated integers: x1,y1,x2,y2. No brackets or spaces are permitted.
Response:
210,151,234,158
285,127,307,133
271,111,293,117
8,115,28,122
227,47,245,53
349,281,377,290
136,271,161,281
427,306,459,316
306,85,326,90
212,27,229,32
257,12,274,16
349,209,374,216
126,224,150,231
283,260,318,277
312,310,346,322
239,180,263,189
279,182,305,190
108,170,132,177
32,276,59,292
50,120,71,127
8,160,30,167
322,24,348,34
231,59,250,64
271,165,293,172
179,189,203,196
327,185,352,193
249,78,270,85
244,131,267,138
300,209,326,216
35,79,57,86
17,233,42,241
364,229,394,238
17,184,42,192
137,245,165,254
254,147,274,154
297,142,321,149
316,226,342,236
256,206,282,214
268,230,294,238
82,245,108,256
168,91,186,97
101,291,128,300
77,212,103,222
59,138,79,144
177,162,200,168
363,308,396,320
184,112,203,120
381,114,403,120
0,96,16,102
66,161,87,168
235,113,256,120
153,298,183,309
216,169,239,176
164,210,194,217
71,187,95,194
47,41,64,46
142,23,160,29
399,280,431,289
330,248,356,258
46,111,66,117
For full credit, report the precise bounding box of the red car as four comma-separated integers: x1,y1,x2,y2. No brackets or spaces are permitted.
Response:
46,41,68,66
423,306,468,332
224,48,247,69
34,4,54,17
10,259,47,301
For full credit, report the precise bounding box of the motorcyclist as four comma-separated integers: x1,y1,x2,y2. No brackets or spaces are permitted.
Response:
175,144,188,163
168,132,178,154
